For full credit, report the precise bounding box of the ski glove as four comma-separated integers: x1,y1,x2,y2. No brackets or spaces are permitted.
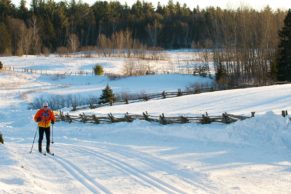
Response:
36,117,41,122
51,120,55,125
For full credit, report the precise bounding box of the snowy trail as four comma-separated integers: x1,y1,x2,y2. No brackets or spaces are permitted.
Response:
1,66,291,193
93,143,217,193
53,155,112,194
6,135,290,194
5,143,112,194
75,146,188,194
2,141,201,194
67,141,217,194
55,142,202,194
2,144,82,194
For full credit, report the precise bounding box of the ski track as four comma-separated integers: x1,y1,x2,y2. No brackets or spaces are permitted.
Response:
75,147,185,194
6,145,70,194
19,144,108,194
69,147,162,193
64,140,216,193
48,154,112,194
96,143,217,193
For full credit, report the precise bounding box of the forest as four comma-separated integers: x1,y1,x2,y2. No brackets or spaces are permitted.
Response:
0,0,291,85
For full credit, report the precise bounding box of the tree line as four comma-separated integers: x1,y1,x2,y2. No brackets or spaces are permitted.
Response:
0,0,287,53
0,0,290,85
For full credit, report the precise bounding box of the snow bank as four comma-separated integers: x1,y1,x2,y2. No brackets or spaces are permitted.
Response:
226,112,291,149
58,111,291,152
0,145,15,165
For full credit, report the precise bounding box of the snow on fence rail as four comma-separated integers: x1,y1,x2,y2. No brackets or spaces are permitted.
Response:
57,111,282,125
57,111,248,125
56,110,289,125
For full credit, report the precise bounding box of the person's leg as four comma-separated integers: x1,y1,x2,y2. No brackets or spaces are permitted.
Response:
38,127,45,152
44,127,51,153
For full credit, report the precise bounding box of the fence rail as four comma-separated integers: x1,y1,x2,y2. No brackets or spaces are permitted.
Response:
2,66,94,76
73,88,215,111
56,110,290,125
1,65,200,76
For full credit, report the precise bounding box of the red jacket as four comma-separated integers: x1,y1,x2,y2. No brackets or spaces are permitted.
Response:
34,108,56,128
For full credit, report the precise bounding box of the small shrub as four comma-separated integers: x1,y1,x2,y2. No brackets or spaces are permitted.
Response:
93,64,104,75
106,73,126,80
120,92,130,104
137,91,149,101
42,47,50,56
88,97,98,109
56,47,68,57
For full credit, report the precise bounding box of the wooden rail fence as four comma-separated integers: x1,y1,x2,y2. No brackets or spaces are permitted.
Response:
56,110,289,125
73,88,215,111
2,66,94,76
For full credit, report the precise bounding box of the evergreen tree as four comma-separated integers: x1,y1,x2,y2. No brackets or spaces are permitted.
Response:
99,85,115,105
277,9,291,81
18,0,28,19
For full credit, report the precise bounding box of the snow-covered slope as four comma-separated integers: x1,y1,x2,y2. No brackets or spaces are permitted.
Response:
78,83,291,116
0,55,291,194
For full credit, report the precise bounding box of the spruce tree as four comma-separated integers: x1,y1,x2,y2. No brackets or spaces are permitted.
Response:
277,9,291,81
99,85,115,105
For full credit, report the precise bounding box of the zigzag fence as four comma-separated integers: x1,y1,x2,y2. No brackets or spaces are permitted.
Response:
73,88,215,111
56,110,290,125
69,79,289,111
2,66,94,76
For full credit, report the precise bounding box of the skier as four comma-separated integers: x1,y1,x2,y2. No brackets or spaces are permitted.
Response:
34,102,56,153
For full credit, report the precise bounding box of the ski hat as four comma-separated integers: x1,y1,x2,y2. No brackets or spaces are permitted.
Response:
43,102,48,107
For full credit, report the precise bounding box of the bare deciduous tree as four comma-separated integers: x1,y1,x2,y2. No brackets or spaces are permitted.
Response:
30,16,42,54
146,20,162,47
68,33,80,52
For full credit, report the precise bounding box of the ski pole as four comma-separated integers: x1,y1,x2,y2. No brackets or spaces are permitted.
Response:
29,126,38,153
51,124,54,144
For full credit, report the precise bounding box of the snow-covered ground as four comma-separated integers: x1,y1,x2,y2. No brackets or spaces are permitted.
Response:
0,54,291,194
0,50,210,75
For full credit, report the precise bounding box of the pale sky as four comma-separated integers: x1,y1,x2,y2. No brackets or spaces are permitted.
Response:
11,0,291,10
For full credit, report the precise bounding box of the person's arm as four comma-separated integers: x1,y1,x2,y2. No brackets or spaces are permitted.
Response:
34,110,41,122
50,110,56,124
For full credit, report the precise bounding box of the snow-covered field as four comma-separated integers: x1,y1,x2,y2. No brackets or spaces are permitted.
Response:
0,54,291,194
0,50,210,75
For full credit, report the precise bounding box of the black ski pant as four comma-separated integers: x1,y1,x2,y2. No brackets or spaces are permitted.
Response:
38,127,50,152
